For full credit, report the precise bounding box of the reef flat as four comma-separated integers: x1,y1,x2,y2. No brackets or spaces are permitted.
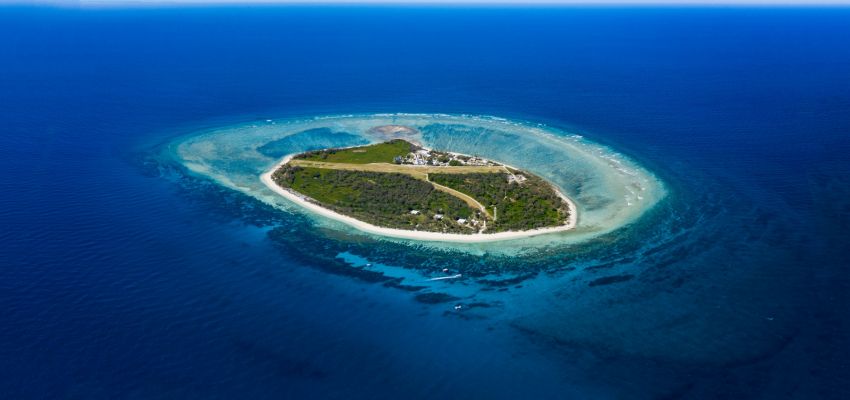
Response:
175,113,665,251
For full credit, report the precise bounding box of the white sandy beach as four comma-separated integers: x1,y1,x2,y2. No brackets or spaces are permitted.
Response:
260,155,578,243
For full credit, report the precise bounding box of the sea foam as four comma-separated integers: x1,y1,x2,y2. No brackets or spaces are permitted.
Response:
175,113,666,253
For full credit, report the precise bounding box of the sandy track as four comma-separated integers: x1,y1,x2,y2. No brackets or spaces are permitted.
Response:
261,155,577,243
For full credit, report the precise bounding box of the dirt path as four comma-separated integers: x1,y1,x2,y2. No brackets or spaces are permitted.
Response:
288,159,496,219
427,176,493,219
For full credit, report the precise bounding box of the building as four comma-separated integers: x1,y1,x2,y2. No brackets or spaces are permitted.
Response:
507,174,527,184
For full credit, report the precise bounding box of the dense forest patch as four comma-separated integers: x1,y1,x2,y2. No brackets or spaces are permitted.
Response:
429,172,570,232
273,165,482,233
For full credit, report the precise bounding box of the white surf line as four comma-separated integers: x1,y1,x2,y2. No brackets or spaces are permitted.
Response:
427,274,463,281
260,154,578,243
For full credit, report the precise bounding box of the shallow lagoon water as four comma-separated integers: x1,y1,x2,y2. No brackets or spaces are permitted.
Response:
175,113,666,251
3,6,848,399
167,112,802,371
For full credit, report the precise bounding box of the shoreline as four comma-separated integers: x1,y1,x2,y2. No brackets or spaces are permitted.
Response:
260,154,578,243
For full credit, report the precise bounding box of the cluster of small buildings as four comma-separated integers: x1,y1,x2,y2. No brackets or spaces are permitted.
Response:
507,173,528,184
409,210,482,229
410,149,432,166
411,210,445,221
394,149,499,167
462,156,491,166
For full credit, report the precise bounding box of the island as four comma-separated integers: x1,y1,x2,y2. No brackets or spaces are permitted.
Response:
260,136,577,242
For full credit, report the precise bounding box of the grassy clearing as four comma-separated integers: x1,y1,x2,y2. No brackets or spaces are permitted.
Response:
298,139,414,164
289,159,505,177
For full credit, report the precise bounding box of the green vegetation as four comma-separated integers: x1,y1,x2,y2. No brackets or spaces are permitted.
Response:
429,172,570,232
273,165,481,233
296,139,415,164
273,139,571,235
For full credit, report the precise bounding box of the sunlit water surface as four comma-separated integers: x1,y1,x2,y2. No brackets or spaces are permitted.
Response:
3,6,848,399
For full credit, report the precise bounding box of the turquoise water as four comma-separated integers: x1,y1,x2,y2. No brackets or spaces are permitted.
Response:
174,113,666,251
165,111,795,375
2,5,848,399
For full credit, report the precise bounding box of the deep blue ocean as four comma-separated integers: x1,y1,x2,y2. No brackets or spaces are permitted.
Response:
2,5,849,399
